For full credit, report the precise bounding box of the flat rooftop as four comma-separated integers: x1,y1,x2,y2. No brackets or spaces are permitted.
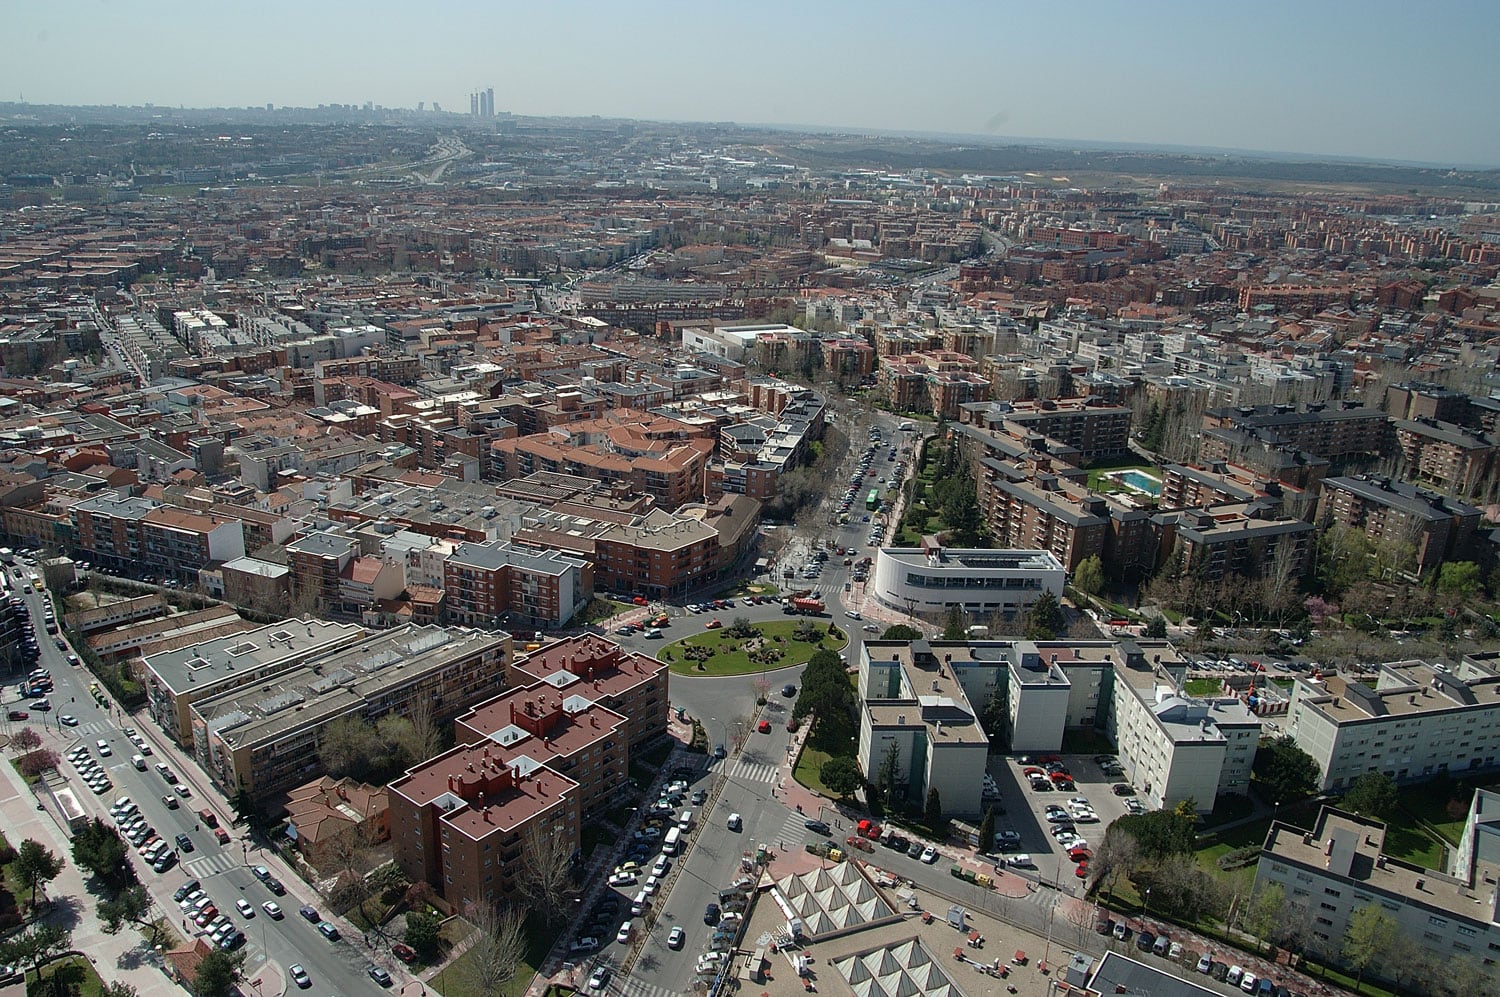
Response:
392,743,579,838
143,618,368,696
510,634,667,699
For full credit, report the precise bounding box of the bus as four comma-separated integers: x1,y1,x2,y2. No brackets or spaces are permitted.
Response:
866,489,879,511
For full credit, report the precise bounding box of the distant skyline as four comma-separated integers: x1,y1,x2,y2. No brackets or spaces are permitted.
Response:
7,0,1499,168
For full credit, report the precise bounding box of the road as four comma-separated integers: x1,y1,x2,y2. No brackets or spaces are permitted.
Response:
1,563,390,996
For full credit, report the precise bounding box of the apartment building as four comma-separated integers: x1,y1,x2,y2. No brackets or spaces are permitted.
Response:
70,493,164,573
189,625,510,803
389,742,580,913
879,353,991,420
1202,403,1390,462
1197,427,1330,492
283,777,390,872
507,634,669,752
592,514,717,600
867,542,1064,619
1256,806,1500,978
1316,476,1481,576
976,459,1108,572
1105,650,1260,813
857,640,990,816
285,531,358,613
1392,418,1499,496
453,683,628,815
963,397,1133,463
138,618,368,747
1159,462,1313,520
444,540,592,628
137,507,246,581
1285,659,1500,792
1153,502,1314,582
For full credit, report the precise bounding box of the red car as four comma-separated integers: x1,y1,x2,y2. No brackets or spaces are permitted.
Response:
1068,847,1092,862
392,942,416,964
214,828,231,845
1075,862,1090,879
757,720,771,733
705,619,723,629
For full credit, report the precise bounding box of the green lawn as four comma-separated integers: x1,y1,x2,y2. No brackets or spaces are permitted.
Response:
431,917,551,997
1184,678,1220,697
1379,807,1446,868
793,746,839,796
27,956,106,997
664,620,847,676
1396,778,1475,846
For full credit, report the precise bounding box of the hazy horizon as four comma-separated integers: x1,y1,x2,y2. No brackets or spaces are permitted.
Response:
7,0,1498,168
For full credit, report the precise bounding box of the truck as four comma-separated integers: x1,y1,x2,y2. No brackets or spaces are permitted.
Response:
791,597,825,615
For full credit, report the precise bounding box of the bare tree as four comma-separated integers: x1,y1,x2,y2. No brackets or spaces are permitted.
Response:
464,902,529,997
1090,827,1140,901
1060,899,1097,950
516,825,575,928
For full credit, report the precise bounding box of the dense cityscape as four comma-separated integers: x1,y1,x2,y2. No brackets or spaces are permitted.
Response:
1,92,1500,997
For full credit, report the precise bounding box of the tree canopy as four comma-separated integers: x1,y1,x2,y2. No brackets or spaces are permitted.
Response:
71,818,136,891
880,624,922,641
1252,735,1321,803
819,756,862,799
1340,771,1399,820
1073,555,1104,597
1111,807,1197,859
1023,590,1067,640
793,648,857,751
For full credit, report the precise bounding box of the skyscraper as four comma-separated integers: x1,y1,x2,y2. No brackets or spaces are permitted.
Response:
486,87,495,117
470,93,479,116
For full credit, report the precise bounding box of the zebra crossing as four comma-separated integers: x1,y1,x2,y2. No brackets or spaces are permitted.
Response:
617,978,681,997
182,851,242,879
724,757,779,784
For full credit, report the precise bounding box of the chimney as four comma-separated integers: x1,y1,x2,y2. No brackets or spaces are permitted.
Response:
447,775,456,790
509,702,516,724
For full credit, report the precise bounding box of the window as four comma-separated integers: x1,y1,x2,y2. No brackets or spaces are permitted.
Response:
1429,916,1449,927
1324,888,1341,897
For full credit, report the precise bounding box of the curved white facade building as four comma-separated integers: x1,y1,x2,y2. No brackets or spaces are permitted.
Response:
869,544,1064,618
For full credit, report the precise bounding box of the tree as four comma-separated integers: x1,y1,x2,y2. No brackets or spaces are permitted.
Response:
406,909,442,961
877,741,904,810
1340,771,1399,820
16,748,60,779
1112,809,1196,859
980,678,1010,752
1342,905,1397,989
319,715,385,781
516,826,575,928
465,903,528,997
819,756,862,799
1252,735,1321,803
1142,616,1168,639
1241,883,1285,955
924,787,944,830
1023,590,1066,640
942,606,966,641
1073,555,1104,597
99,883,157,939
71,819,135,890
976,806,996,853
193,948,246,997
102,984,140,997
12,838,62,907
231,787,273,834
880,624,922,641
1090,826,1141,899
0,923,70,974
1437,561,1483,602
8,726,41,753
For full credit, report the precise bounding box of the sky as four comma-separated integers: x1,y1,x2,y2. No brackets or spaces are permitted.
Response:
6,0,1499,167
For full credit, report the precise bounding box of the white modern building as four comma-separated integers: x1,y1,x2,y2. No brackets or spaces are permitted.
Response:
857,639,990,817
1256,805,1500,980
1285,656,1500,793
681,323,794,363
1105,649,1260,813
868,542,1064,618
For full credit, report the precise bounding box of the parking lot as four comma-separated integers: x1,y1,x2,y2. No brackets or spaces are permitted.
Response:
984,753,1143,889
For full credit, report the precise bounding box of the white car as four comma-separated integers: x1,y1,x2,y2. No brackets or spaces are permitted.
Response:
95,739,112,756
919,846,938,864
262,901,284,919
235,899,255,918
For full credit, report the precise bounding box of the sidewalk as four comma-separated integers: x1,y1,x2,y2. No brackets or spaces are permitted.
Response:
0,731,173,995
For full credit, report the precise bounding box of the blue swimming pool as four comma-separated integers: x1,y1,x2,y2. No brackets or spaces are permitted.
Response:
1112,469,1162,496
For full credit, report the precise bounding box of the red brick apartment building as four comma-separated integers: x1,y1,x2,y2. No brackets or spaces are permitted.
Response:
508,635,669,752
389,745,580,913
963,397,1133,463
443,540,593,629
1392,418,1498,497
591,515,718,600
454,684,628,815
1153,503,1314,582
1202,403,1390,462
285,531,357,613
1317,476,1482,576
879,352,991,420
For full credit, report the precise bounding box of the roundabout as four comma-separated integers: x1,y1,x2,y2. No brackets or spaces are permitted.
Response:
661,618,849,677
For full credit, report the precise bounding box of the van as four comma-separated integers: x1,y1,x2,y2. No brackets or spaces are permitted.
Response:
678,810,694,830
1240,973,1258,994
1226,966,1244,987
630,890,648,916
727,813,742,832
1152,935,1171,956
132,754,147,770
662,826,683,855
